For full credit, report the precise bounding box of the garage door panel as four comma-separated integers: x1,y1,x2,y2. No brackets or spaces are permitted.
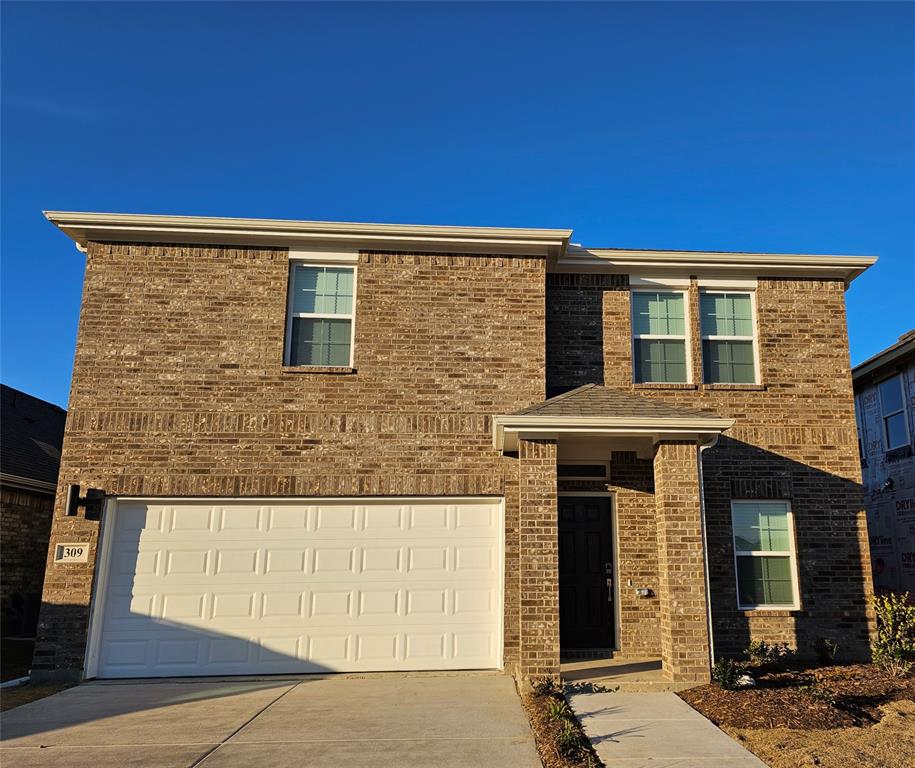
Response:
96,498,502,678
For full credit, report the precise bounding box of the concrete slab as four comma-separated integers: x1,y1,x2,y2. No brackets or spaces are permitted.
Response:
567,690,767,768
0,745,211,768
0,673,541,768
0,681,295,746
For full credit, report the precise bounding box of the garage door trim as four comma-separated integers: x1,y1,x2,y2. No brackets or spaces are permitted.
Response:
84,496,505,679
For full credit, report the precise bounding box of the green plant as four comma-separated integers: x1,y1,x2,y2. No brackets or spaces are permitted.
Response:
814,638,839,665
711,657,742,690
799,682,836,705
546,697,572,721
556,719,581,755
745,640,796,667
872,592,915,678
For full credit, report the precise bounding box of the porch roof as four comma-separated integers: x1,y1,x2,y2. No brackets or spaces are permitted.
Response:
493,384,734,452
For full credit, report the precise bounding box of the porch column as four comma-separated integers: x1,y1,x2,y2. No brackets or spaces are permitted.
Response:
653,440,712,683
518,437,559,680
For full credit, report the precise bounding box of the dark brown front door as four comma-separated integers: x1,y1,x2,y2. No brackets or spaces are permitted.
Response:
558,495,614,650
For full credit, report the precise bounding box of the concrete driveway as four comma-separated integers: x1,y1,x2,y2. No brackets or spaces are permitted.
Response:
0,672,540,767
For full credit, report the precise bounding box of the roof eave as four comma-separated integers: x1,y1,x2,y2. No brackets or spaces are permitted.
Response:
556,247,878,285
492,414,735,452
44,211,573,258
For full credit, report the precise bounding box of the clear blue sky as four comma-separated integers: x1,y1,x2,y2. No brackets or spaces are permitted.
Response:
2,2,913,408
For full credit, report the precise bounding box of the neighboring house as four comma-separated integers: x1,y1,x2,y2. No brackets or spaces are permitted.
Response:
853,330,915,596
33,211,877,684
1,384,66,638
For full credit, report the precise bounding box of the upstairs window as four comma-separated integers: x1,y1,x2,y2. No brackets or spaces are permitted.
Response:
700,292,757,384
285,264,355,367
879,374,910,451
631,291,688,383
731,500,799,610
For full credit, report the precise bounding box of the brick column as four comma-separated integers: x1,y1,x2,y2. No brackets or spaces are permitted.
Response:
518,437,559,681
654,440,711,682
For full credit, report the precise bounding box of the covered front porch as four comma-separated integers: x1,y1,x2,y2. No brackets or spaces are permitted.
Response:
494,384,734,684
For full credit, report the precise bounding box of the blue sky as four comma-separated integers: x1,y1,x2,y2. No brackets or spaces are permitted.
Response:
2,2,913,408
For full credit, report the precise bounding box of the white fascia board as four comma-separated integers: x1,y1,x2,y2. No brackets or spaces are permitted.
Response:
44,211,572,257
0,472,57,494
556,246,877,284
493,414,735,451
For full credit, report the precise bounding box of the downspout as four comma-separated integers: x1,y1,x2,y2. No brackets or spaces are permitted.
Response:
697,439,716,669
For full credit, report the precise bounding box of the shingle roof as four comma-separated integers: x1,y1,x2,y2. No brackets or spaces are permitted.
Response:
1,384,67,486
513,384,718,420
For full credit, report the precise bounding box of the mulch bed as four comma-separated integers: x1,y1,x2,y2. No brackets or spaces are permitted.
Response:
680,663,915,731
521,681,604,768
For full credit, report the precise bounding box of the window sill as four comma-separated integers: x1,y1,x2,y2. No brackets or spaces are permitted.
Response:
281,366,357,375
702,383,766,391
633,383,698,390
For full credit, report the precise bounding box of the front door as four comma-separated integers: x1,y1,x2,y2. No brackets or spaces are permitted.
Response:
558,495,614,650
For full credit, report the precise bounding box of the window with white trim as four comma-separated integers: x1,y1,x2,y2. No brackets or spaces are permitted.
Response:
631,291,688,383
700,292,757,384
731,500,799,609
285,264,355,367
878,374,910,451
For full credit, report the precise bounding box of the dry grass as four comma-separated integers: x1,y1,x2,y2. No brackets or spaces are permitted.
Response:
723,700,915,768
0,682,72,712
680,663,915,768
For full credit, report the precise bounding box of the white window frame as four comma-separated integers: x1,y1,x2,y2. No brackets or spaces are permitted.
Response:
878,373,911,451
699,290,760,385
284,262,357,368
731,499,800,611
630,289,692,384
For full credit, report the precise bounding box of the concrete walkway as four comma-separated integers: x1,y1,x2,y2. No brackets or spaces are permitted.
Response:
0,673,540,768
566,688,768,767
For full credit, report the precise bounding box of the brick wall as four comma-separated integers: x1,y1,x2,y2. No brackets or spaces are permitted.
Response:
547,273,874,660
1,486,54,637
518,438,559,680
654,441,712,682
36,242,547,677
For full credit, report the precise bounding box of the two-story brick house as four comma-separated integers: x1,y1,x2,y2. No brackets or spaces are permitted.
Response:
34,211,876,684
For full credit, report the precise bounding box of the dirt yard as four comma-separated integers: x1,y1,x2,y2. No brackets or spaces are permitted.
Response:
680,663,915,768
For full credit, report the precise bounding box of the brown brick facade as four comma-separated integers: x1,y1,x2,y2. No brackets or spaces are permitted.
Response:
654,441,712,682
546,273,875,662
518,438,559,679
1,486,55,637
36,242,546,678
35,234,873,682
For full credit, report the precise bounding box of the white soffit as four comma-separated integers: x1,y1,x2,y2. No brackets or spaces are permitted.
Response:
492,414,735,453
44,211,572,257
555,245,877,284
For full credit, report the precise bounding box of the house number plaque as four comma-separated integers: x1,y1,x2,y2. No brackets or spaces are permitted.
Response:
54,543,89,563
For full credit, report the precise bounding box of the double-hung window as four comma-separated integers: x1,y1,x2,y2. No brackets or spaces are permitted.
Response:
631,291,688,383
285,264,355,367
878,374,910,451
700,292,757,384
731,500,799,610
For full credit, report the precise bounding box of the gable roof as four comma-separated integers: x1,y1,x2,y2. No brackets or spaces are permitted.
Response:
852,330,915,387
513,383,714,419
494,384,733,452
1,384,67,492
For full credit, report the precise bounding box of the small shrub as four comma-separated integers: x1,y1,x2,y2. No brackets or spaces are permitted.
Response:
872,592,915,678
745,640,796,667
712,657,742,690
546,697,572,721
556,719,582,755
800,682,836,705
814,638,839,665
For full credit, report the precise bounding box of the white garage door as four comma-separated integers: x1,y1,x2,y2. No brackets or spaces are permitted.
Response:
91,497,503,678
